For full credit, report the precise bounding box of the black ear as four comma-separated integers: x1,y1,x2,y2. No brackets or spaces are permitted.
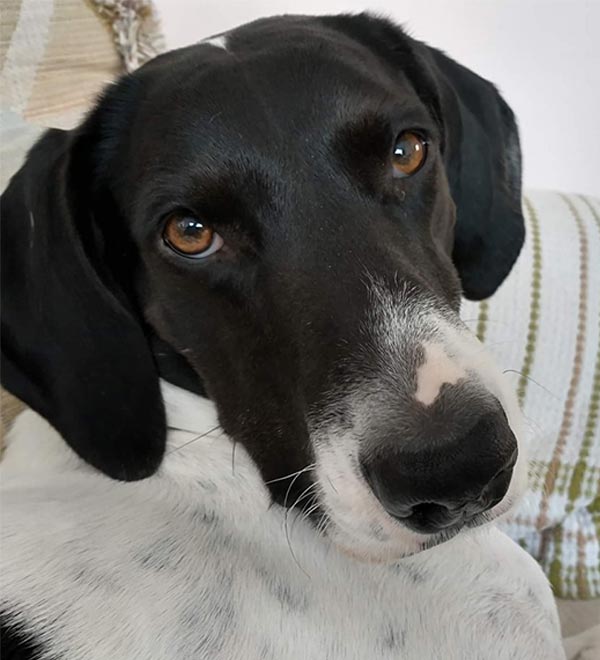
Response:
0,125,166,480
420,46,525,300
320,13,525,300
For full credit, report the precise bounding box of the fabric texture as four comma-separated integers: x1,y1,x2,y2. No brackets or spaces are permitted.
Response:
0,0,163,129
90,0,164,73
462,191,600,599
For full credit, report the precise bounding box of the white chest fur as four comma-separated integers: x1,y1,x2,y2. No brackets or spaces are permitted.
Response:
0,383,564,660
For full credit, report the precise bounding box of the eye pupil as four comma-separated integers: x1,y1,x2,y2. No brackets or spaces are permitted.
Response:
392,131,427,177
182,219,203,235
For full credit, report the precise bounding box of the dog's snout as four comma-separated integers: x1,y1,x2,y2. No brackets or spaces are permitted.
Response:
361,408,518,534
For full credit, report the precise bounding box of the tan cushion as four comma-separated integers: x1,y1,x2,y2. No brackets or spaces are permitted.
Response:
1,0,122,128
0,0,164,130
0,390,26,451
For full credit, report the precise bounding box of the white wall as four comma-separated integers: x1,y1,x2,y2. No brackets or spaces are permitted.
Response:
155,0,600,196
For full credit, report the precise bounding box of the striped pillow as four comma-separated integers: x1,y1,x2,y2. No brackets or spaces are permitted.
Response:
462,191,600,599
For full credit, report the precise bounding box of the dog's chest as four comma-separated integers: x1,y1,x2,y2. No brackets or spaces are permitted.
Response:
0,410,562,660
0,476,523,660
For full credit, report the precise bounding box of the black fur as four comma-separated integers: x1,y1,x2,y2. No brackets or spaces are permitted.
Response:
0,13,524,499
0,616,46,660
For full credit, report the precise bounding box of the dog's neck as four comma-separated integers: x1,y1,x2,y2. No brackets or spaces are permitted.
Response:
161,379,219,437
151,334,208,398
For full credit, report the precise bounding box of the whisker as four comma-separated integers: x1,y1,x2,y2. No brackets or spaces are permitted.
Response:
166,425,222,455
461,318,513,329
283,482,319,579
285,482,318,521
502,369,560,399
287,483,319,518
295,501,321,531
167,425,204,434
265,463,316,485
316,511,331,539
283,527,311,579
283,467,312,511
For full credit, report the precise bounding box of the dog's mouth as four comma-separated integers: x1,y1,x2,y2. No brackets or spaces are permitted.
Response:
304,452,527,563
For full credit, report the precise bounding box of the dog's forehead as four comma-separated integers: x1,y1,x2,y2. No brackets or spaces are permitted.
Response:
134,27,419,146
117,22,434,224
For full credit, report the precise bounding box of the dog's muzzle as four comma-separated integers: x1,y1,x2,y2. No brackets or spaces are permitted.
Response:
359,385,518,534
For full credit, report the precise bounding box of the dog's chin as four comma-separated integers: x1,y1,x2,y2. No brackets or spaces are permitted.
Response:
325,507,508,564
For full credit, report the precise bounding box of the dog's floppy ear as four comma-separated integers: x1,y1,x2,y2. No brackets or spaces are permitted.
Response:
320,14,525,300
418,45,525,300
0,123,166,480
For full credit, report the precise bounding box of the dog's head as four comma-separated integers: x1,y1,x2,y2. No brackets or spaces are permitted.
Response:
1,14,526,559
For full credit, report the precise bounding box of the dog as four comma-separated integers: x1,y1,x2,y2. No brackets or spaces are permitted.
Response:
0,12,569,659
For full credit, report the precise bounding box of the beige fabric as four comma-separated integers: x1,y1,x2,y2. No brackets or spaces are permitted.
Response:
0,390,25,450
92,0,164,73
557,598,600,637
1,0,121,128
0,0,164,129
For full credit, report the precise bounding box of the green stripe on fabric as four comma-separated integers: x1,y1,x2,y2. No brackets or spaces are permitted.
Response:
592,497,600,595
517,196,542,407
567,196,600,509
576,528,591,599
548,524,564,596
475,300,489,343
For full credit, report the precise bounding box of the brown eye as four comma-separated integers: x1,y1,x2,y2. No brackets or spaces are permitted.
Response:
163,215,223,258
392,131,428,177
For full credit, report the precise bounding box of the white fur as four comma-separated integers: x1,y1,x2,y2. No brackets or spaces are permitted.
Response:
414,342,466,405
311,281,529,561
203,34,228,50
0,382,563,659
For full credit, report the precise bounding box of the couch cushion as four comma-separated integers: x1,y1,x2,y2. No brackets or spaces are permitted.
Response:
0,0,163,129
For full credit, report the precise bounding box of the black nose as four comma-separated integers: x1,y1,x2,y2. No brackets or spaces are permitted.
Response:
361,410,518,534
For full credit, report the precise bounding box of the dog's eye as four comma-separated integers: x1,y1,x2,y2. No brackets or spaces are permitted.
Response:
392,131,427,177
163,215,224,258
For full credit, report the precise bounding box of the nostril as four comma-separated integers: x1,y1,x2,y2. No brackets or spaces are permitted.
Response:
481,463,514,508
411,502,447,519
407,502,459,532
502,447,518,472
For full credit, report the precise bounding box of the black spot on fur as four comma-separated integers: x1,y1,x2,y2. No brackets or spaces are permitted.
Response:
178,579,236,657
273,581,308,612
255,566,309,612
195,479,218,493
188,508,218,526
390,562,430,584
0,614,47,660
380,622,406,651
71,564,123,594
135,537,185,571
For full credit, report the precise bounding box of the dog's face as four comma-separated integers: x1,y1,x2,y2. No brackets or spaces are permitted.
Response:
1,15,526,559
